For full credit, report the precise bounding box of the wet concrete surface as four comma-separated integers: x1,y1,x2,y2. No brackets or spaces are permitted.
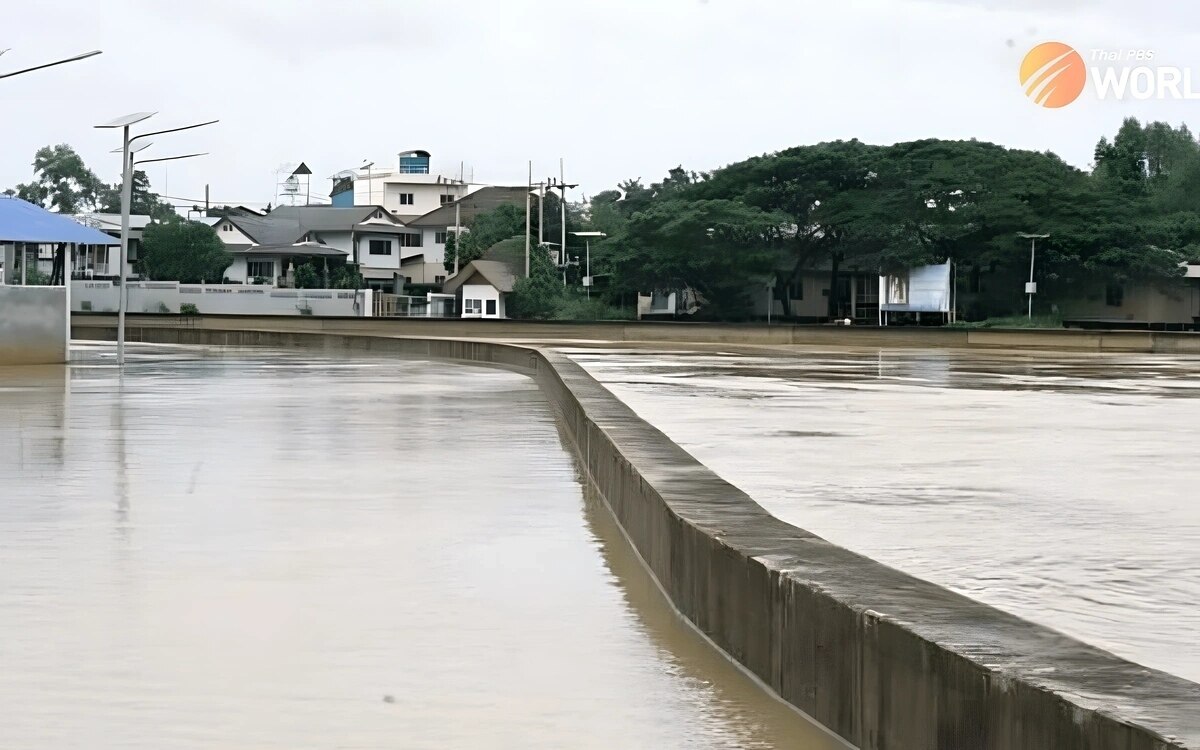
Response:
569,346,1200,686
0,342,841,749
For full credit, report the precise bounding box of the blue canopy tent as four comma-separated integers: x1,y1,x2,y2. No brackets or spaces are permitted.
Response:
0,196,118,285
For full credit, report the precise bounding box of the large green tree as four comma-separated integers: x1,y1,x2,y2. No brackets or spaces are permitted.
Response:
607,198,789,318
584,126,1199,320
444,203,526,273
9,144,110,213
507,242,563,319
138,221,232,283
5,143,176,220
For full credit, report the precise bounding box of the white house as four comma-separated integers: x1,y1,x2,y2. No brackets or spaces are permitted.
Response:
331,150,474,218
441,260,514,318
440,239,526,319
209,205,412,289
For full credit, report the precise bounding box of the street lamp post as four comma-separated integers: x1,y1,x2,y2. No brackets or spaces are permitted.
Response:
361,161,375,205
571,231,606,298
96,113,218,365
1017,232,1050,320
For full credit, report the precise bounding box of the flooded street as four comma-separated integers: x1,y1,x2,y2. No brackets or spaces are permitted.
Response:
0,344,840,750
572,346,1200,686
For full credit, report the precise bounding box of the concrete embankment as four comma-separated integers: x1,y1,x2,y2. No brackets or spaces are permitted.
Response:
0,286,68,364
72,316,1200,750
71,311,1200,353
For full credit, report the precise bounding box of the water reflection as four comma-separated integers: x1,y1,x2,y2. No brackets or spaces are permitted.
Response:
0,364,68,472
578,479,848,749
1,344,834,749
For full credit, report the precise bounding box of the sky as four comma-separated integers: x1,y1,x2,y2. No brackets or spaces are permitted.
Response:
3,0,1200,212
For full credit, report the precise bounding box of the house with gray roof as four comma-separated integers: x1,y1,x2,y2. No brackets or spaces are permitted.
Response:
210,205,415,288
440,237,527,319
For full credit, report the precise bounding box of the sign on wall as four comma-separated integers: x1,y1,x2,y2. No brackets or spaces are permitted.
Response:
879,262,952,313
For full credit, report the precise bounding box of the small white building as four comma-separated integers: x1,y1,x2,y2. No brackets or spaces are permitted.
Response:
441,260,517,319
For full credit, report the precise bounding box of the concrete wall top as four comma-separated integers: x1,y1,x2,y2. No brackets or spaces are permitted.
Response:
72,312,1200,354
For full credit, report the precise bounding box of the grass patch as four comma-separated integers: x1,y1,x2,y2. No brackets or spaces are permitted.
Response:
946,314,1063,329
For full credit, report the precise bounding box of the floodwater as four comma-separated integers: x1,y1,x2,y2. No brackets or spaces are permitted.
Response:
0,344,842,750
571,346,1200,686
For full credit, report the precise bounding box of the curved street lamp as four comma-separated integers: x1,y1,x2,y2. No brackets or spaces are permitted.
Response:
95,113,219,365
0,49,102,80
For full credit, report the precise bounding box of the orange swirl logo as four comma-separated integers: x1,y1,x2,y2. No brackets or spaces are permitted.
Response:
1020,42,1087,108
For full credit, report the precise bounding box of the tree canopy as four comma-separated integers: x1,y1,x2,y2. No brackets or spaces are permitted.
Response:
5,143,176,220
570,119,1200,319
138,222,231,283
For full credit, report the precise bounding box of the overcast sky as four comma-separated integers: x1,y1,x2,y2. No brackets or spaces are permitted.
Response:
3,0,1199,212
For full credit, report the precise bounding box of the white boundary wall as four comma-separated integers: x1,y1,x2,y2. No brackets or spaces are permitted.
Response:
72,281,374,317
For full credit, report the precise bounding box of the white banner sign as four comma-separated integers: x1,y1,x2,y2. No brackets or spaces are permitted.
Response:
879,262,951,313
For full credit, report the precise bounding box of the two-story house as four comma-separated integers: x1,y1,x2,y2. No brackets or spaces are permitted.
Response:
209,205,411,289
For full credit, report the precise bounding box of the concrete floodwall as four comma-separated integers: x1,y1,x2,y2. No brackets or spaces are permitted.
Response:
71,281,373,318
0,285,67,364
71,317,1200,749
71,312,1200,353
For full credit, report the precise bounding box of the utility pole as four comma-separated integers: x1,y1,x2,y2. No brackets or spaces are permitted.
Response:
525,160,532,278
560,158,566,274
453,161,463,276
204,184,210,213
556,158,579,275
537,180,545,245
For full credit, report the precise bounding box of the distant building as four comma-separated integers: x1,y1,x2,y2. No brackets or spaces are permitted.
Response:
1059,266,1200,329
331,150,471,216
70,212,154,279
327,150,528,289
441,239,526,319
207,205,410,288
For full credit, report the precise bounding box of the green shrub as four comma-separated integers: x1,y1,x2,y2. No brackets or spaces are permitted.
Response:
292,263,319,289
22,267,51,286
551,295,634,321
180,302,199,316
946,313,1062,329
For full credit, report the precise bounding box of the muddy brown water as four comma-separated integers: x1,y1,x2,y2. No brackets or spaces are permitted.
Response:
0,343,843,749
570,346,1200,686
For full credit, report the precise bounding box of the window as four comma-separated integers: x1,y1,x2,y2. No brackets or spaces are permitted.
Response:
399,232,422,247
434,231,448,244
464,299,482,314
440,194,455,205
222,223,232,232
485,299,497,316
435,275,446,284
375,211,383,219
247,260,274,279
1106,283,1124,307
398,193,415,205
368,239,392,255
